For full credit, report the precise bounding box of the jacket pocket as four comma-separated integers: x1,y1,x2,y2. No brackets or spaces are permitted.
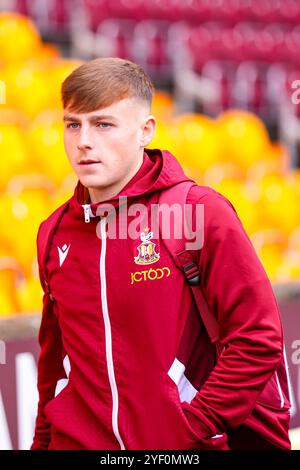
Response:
193,434,229,450
256,370,290,411
180,403,229,450
44,379,71,419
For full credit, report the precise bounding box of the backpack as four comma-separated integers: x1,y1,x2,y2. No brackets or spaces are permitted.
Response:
37,181,291,450
160,181,291,450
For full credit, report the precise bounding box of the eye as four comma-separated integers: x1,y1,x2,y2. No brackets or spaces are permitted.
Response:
96,122,112,129
66,123,80,129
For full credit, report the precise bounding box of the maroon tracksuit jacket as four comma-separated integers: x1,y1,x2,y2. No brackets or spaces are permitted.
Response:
31,150,290,450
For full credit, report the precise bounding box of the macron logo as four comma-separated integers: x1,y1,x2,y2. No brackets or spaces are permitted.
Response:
57,243,71,267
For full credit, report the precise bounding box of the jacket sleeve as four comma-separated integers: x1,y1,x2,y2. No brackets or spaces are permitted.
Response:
182,189,284,438
31,287,64,450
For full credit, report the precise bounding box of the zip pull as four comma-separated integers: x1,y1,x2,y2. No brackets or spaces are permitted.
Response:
82,204,91,223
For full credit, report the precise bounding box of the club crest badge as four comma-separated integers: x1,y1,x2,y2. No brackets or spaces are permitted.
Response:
134,227,160,265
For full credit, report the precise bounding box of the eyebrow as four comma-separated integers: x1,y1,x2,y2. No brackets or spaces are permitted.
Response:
63,114,118,123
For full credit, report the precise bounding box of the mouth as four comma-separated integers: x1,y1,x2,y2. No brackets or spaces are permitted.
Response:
79,159,101,165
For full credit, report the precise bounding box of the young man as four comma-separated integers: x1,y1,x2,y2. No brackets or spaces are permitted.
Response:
31,58,291,450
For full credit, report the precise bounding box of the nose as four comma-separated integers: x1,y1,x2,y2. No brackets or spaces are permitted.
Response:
77,125,93,151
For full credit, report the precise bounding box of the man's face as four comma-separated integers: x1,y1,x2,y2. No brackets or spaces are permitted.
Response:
63,97,155,201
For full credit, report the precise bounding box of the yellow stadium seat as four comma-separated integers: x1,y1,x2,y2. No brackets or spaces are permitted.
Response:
17,274,43,314
0,12,41,64
174,114,222,172
47,59,83,109
251,229,288,281
0,123,29,189
6,173,55,195
289,227,300,252
0,190,50,277
213,178,260,235
258,174,300,235
217,110,271,171
51,173,77,209
27,112,73,185
151,91,174,121
0,256,22,316
3,60,52,117
277,252,300,281
149,119,180,156
203,162,245,186
247,143,289,181
34,43,61,61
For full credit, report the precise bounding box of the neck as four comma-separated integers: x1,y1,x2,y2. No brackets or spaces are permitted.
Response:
87,154,144,204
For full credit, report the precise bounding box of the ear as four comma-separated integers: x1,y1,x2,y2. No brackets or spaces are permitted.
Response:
140,115,156,148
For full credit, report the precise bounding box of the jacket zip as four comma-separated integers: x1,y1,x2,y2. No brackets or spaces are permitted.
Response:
82,204,91,223
99,216,125,450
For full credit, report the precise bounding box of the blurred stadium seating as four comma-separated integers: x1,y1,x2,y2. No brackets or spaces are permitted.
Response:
0,0,299,451
0,5,299,316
